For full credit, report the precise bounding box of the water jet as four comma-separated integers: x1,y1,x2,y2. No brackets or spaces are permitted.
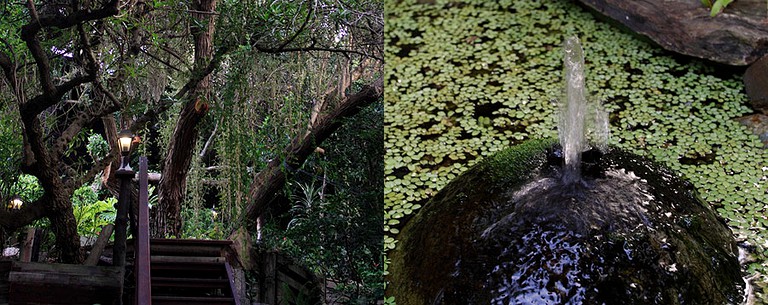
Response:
387,37,744,305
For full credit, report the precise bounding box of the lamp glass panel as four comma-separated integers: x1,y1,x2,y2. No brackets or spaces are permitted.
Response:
118,136,132,153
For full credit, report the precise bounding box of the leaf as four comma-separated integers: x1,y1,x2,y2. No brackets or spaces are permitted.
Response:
710,0,733,16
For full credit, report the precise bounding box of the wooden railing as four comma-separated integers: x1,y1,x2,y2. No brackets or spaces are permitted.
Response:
254,251,321,305
135,157,151,305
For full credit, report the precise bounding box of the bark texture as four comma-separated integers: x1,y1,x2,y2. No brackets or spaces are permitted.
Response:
154,0,217,237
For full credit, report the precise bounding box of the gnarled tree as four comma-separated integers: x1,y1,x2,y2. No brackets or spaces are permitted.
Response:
0,0,123,263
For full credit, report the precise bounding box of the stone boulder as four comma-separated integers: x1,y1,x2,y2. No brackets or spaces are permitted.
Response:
578,0,768,66
744,55,768,114
388,140,744,305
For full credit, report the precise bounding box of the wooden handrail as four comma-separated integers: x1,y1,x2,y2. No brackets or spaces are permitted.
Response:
135,157,151,305
224,261,242,305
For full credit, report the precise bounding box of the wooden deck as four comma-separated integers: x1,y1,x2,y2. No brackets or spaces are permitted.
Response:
4,261,121,304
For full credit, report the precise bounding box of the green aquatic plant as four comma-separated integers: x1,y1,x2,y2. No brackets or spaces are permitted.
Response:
385,0,768,303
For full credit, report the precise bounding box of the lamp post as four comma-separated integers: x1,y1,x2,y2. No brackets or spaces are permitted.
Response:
117,129,134,172
114,130,135,273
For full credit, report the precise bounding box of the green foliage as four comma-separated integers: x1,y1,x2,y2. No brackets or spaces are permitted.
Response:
0,2,28,60
265,188,384,302
0,109,23,196
71,185,116,238
87,133,110,160
211,48,340,229
386,0,768,302
14,175,44,203
218,0,380,51
286,182,322,230
280,282,314,305
384,296,396,305
65,129,110,172
1,174,44,204
701,0,734,16
73,198,117,238
181,207,225,239
258,99,384,304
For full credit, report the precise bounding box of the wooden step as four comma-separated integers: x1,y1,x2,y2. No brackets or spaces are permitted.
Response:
127,238,232,255
150,238,233,246
130,239,239,305
151,244,225,257
151,255,225,264
152,295,234,305
150,263,226,279
152,276,229,289
149,239,232,257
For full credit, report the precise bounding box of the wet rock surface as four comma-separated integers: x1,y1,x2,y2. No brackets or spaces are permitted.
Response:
744,55,768,114
577,0,768,66
388,140,744,305
736,114,768,147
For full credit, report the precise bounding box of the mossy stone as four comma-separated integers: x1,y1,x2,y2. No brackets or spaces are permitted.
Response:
388,141,743,305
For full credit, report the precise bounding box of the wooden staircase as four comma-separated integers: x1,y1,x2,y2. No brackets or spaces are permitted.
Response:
136,238,240,305
126,158,242,305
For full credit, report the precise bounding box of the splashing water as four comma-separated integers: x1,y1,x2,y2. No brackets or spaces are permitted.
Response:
559,36,609,184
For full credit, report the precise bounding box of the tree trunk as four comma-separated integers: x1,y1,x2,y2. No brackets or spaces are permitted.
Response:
48,194,83,263
244,77,383,225
154,0,217,238
19,114,84,263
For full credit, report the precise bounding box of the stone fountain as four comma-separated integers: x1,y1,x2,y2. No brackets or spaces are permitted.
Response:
387,36,744,305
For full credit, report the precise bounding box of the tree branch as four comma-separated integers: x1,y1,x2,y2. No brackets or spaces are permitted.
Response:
21,30,55,97
131,98,175,133
0,38,17,93
200,119,219,158
19,0,121,116
243,76,383,223
273,1,314,51
21,0,119,36
140,48,184,73
94,78,122,109
68,154,115,191
174,45,230,100
254,43,382,61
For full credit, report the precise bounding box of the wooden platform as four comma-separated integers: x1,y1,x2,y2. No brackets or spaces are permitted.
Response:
8,261,120,304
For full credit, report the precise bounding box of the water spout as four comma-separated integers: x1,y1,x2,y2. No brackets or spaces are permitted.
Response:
559,36,608,184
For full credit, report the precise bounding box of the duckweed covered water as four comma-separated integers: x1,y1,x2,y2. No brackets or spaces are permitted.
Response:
385,0,768,303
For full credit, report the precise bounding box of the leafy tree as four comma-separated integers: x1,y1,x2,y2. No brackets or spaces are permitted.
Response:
0,0,125,262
